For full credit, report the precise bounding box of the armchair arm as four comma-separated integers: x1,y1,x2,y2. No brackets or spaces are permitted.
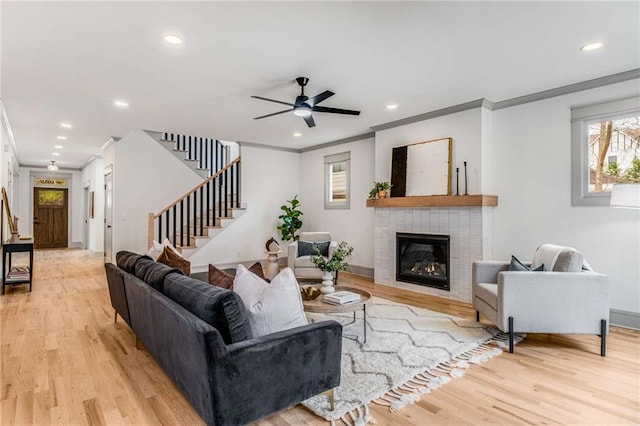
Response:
472,261,510,302
209,320,343,425
288,241,299,268
497,271,608,334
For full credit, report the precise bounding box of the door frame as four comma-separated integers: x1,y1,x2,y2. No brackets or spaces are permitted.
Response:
29,171,74,246
104,166,113,264
83,184,90,250
33,186,69,249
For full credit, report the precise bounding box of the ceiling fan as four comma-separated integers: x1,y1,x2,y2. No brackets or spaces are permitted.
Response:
251,77,360,128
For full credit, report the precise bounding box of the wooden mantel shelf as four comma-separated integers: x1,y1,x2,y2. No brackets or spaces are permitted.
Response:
366,194,498,208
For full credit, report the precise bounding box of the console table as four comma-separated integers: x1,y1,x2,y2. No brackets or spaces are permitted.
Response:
2,238,34,294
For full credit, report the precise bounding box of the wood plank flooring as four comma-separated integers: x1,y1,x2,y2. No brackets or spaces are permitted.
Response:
1,249,638,425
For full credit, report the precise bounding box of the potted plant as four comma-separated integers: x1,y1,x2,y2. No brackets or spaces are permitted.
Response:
277,195,303,241
368,181,392,199
312,241,354,294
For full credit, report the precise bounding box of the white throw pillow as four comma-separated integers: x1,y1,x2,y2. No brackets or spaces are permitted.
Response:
531,244,592,271
233,265,307,337
146,238,183,261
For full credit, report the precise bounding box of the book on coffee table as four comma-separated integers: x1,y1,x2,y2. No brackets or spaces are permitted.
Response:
323,290,361,305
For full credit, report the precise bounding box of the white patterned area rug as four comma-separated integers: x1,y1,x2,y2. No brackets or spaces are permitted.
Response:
302,296,521,425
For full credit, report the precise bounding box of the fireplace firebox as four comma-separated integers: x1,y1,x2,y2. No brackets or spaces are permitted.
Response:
396,233,450,290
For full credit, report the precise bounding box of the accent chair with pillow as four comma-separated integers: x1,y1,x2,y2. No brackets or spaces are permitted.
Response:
288,232,338,279
472,244,609,356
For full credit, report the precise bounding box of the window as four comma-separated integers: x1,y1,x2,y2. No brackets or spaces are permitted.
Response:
325,152,350,209
571,96,640,206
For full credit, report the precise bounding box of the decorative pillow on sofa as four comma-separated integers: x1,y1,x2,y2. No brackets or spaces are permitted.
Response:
209,262,266,290
509,255,544,271
146,238,182,261
233,265,307,337
553,249,585,272
531,244,591,272
298,241,330,257
157,246,190,276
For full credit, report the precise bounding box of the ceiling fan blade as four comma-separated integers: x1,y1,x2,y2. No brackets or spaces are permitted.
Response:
306,90,334,107
254,109,293,120
303,115,316,128
251,96,295,107
312,106,361,116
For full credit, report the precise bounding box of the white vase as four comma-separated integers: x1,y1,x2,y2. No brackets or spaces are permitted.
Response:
320,271,335,294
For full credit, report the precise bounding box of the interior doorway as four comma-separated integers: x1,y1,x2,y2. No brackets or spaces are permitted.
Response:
104,171,113,263
33,187,69,249
83,186,90,250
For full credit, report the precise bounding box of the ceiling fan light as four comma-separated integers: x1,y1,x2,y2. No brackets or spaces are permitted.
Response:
293,106,312,117
47,161,59,171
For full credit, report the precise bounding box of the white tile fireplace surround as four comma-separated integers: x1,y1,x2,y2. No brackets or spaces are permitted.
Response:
374,206,494,303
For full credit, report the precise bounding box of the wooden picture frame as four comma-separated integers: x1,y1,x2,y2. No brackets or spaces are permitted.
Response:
90,191,95,219
391,137,453,196
2,187,16,233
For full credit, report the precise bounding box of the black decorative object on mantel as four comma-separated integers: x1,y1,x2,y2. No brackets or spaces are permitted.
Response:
455,168,460,196
464,161,469,196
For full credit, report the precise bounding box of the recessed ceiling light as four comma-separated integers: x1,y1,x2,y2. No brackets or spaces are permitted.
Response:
52,152,61,156
293,132,302,137
56,136,67,140
163,34,183,45
114,100,129,108
386,104,398,110
581,42,604,52
54,145,64,149
60,123,72,128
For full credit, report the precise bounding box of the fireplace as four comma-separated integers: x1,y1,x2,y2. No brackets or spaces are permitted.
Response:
396,233,450,291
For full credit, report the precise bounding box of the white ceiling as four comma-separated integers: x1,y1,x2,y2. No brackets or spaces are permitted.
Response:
2,1,639,169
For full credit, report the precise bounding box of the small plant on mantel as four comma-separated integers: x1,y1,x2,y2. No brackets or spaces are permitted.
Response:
368,181,392,199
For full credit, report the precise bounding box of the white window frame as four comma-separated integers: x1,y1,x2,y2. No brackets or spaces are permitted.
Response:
571,96,640,206
324,151,350,210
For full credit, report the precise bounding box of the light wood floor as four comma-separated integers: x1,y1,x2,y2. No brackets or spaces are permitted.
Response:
1,250,638,425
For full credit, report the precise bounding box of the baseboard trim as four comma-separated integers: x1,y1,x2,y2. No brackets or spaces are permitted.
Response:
346,265,374,279
69,242,84,249
610,309,640,330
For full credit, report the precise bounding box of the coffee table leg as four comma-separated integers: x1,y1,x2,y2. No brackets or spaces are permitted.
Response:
363,304,367,343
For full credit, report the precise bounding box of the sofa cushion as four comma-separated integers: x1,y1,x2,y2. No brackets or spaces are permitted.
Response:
531,244,591,271
208,264,234,289
134,257,182,292
163,273,252,344
146,238,183,261
553,249,585,272
509,255,544,272
233,265,308,337
475,282,498,310
294,255,318,269
298,241,330,257
157,246,191,276
116,250,152,274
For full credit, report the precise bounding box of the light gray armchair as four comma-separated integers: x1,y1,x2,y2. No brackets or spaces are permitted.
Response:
472,245,609,356
288,232,338,279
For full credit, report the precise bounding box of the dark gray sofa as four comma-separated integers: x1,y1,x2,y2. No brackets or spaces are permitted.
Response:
105,251,342,425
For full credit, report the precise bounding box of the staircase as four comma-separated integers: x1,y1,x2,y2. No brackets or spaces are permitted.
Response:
148,132,243,258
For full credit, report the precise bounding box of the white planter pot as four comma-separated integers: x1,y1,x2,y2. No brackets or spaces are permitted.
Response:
320,271,335,294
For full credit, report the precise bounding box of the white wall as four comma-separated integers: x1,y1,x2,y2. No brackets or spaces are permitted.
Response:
298,138,375,269
107,130,203,258
81,156,105,253
375,108,484,195
491,79,640,314
16,167,83,245
188,145,300,270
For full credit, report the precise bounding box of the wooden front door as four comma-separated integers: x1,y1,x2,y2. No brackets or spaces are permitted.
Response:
33,188,68,249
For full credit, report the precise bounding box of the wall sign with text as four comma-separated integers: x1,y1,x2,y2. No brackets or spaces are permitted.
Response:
35,178,68,187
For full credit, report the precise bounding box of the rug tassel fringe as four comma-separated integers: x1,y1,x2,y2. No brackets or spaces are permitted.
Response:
372,339,504,413
338,404,376,426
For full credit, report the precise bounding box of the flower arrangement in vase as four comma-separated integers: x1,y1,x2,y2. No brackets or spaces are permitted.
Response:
311,241,354,294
